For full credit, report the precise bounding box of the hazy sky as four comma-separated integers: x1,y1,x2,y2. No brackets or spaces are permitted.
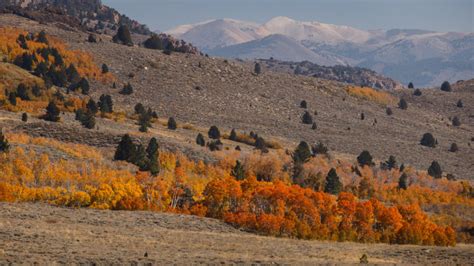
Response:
102,0,473,33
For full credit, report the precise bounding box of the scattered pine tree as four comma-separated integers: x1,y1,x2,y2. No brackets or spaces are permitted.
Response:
231,160,245,181
452,116,461,127
440,81,451,92
43,101,60,122
300,100,307,109
398,173,408,190
0,129,10,153
407,82,414,89
357,150,374,167
254,62,261,75
324,168,342,195
302,111,313,124
196,133,205,146
420,133,437,148
208,126,221,139
21,113,28,122
167,117,177,130
229,129,237,141
120,83,134,95
113,25,133,46
398,98,408,110
428,161,442,179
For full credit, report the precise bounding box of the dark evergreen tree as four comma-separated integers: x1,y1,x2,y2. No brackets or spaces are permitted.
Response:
440,81,451,92
208,126,221,139
428,161,442,179
66,64,81,84
0,129,9,153
98,94,113,113
167,117,177,130
398,98,408,110
324,168,343,195
312,142,328,156
34,62,48,77
8,92,16,106
86,99,98,114
16,83,30,100
357,150,374,167
120,83,134,95
14,53,34,71
113,25,133,46
31,85,42,97
407,82,414,89
449,143,458,153
36,30,49,44
138,111,152,132
75,108,85,121
300,100,307,109
17,34,28,49
145,137,160,176
81,111,96,129
196,133,205,146
114,134,136,162
229,129,237,141
399,163,405,172
456,99,463,108
386,107,393,116
207,139,223,151
311,122,317,130
398,173,408,190
384,155,397,170
452,116,461,127
134,103,146,114
131,144,148,170
293,141,312,165
302,111,313,124
254,62,261,75
21,112,28,122
143,34,164,50
88,34,98,43
413,89,422,96
420,133,437,148
43,101,60,122
77,78,90,95
360,113,365,120
254,137,267,152
102,64,109,74
231,160,245,181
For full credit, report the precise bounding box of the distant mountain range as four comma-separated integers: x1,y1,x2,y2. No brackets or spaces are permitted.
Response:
167,17,474,87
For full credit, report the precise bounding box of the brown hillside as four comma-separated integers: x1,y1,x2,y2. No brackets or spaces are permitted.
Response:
0,14,472,180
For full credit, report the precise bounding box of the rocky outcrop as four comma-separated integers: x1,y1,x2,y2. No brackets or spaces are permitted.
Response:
260,59,402,90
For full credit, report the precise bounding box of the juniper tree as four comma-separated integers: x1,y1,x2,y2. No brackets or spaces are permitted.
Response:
386,107,393,116
413,89,422,96
167,117,177,130
452,116,461,127
75,108,85,121
120,83,134,95
208,126,221,139
324,168,343,195
357,150,374,167
398,173,409,190
302,111,313,124
8,92,17,106
360,113,365,120
81,111,96,129
254,62,261,75
102,63,109,74
0,129,10,153
449,143,458,153
456,100,463,108
86,99,98,114
428,161,442,179
196,133,205,146
145,137,160,176
139,111,152,132
17,83,30,100
420,133,437,148
300,100,307,109
114,134,136,162
254,137,267,152
113,25,133,46
36,30,49,44
312,142,328,156
440,81,451,92
384,155,397,170
66,64,81,84
21,113,28,122
231,160,245,181
78,78,90,95
98,94,113,113
43,101,60,122
88,34,98,43
293,141,312,179
398,98,408,110
134,103,146,114
229,129,237,141
131,144,148,170
311,122,317,130
408,82,414,89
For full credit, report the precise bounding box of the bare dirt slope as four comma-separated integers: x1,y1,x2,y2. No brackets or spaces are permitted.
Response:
1,203,473,265
0,14,473,179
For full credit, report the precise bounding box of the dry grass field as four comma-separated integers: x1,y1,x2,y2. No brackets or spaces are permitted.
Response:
1,203,473,265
